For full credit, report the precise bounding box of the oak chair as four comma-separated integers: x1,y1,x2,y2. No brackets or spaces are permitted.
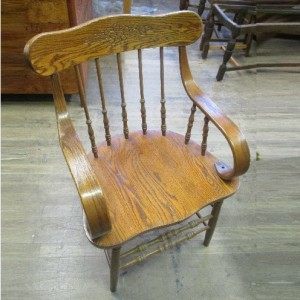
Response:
24,11,250,292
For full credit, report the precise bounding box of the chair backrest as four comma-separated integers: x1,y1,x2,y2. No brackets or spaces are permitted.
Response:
24,11,202,157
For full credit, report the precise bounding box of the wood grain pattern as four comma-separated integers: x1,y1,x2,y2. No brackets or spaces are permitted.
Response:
66,0,93,92
88,130,239,248
51,73,111,239
2,0,92,94
24,12,202,76
23,11,248,247
23,12,251,292
179,46,250,180
3,1,300,297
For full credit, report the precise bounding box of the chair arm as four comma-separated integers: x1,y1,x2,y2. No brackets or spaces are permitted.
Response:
179,46,250,180
51,73,111,239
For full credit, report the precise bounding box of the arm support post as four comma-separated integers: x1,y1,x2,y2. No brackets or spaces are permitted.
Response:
179,46,250,180
51,73,111,239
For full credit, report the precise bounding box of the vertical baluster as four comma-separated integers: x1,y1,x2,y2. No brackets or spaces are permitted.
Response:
185,104,197,144
116,53,129,139
138,49,147,135
160,47,167,136
95,58,111,146
74,65,98,158
201,116,209,155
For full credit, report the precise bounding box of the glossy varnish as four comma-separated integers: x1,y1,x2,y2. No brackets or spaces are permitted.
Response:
2,1,300,298
23,11,250,291
89,130,239,248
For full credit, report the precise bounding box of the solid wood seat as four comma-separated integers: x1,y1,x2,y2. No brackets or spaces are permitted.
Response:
89,130,239,248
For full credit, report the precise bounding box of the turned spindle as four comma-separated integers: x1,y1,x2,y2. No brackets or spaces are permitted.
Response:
201,116,209,155
138,49,147,134
185,104,197,144
74,65,98,158
117,53,129,139
160,47,167,136
95,58,112,146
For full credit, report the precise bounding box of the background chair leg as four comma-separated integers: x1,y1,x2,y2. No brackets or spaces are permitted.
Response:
179,0,189,10
216,39,236,81
200,11,214,55
203,201,223,246
198,0,207,16
110,247,121,292
245,32,253,57
244,15,255,57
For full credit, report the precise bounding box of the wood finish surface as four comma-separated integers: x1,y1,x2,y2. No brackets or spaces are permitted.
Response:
88,130,239,248
51,73,111,239
1,0,92,94
23,11,250,247
3,0,300,297
24,12,202,76
179,46,250,179
23,10,251,292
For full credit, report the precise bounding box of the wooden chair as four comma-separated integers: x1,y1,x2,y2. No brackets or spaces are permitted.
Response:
24,11,250,292
180,0,255,61
200,0,300,80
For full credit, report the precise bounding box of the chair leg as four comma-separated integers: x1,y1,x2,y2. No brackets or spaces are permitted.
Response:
179,0,189,10
198,0,207,16
200,10,214,56
216,38,237,81
244,15,255,57
203,200,223,247
110,247,121,292
245,32,253,57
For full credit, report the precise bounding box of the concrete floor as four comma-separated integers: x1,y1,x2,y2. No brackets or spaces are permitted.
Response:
2,1,300,299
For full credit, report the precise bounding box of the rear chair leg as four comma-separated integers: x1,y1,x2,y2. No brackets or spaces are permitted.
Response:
200,10,214,55
198,0,207,16
216,39,237,81
179,0,189,10
110,247,121,292
203,200,223,246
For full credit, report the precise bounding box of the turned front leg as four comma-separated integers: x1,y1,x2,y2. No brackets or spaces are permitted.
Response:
198,0,207,16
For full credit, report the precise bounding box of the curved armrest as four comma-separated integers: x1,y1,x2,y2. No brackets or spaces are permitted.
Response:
179,46,250,180
51,73,111,239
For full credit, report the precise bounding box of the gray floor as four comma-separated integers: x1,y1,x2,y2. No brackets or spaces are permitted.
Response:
2,1,300,299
